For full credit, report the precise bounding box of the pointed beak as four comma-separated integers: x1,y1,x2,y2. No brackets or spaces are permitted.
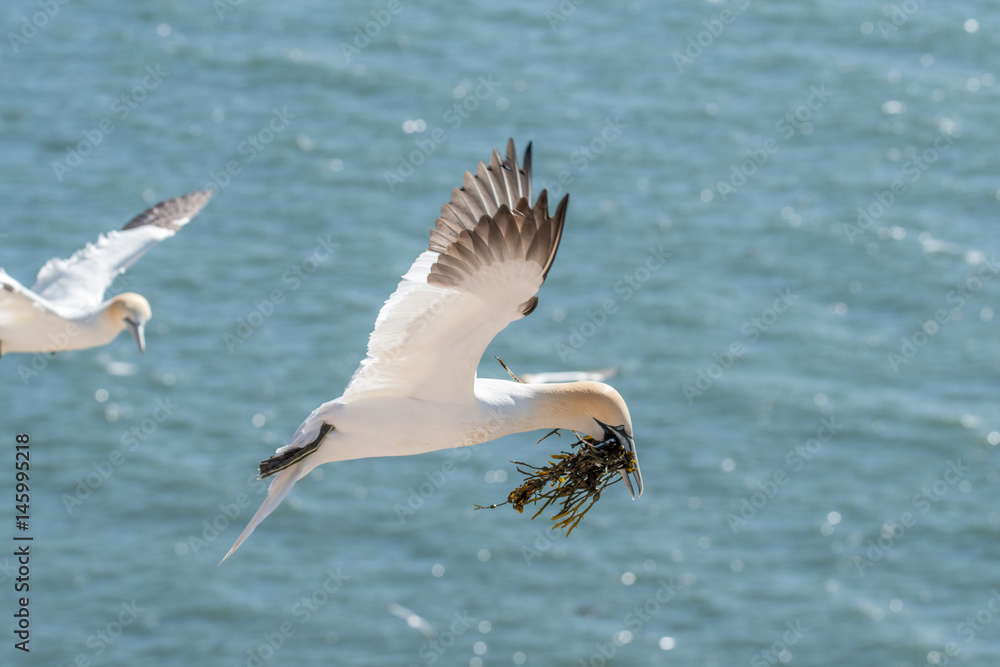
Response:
618,433,643,500
597,421,643,499
124,317,146,354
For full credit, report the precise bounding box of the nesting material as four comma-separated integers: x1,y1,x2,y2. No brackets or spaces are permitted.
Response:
476,430,639,535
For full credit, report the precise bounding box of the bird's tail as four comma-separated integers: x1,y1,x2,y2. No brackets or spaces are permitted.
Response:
220,462,304,563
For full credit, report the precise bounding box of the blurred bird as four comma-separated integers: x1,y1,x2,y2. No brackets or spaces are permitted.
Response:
223,141,641,561
387,603,437,639
520,367,617,384
0,191,211,356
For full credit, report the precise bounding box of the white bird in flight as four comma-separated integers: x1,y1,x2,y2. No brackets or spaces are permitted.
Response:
0,191,212,357
223,141,642,561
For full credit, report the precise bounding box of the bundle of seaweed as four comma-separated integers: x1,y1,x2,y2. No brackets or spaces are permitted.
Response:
476,430,639,535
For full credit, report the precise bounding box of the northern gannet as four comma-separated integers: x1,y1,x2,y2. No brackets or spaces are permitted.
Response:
224,142,641,560
0,191,211,356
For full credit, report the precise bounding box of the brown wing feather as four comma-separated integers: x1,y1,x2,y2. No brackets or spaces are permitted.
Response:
426,190,569,295
428,139,533,254
122,190,213,232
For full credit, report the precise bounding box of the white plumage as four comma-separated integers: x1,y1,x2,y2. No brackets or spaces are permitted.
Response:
223,141,641,561
0,191,212,356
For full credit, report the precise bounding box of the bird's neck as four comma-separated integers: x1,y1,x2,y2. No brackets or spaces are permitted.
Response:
473,379,613,442
46,303,126,352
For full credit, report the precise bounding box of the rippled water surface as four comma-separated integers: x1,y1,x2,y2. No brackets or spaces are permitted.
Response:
2,1,999,666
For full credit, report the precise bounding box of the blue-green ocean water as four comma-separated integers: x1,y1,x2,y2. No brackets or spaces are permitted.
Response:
2,1,999,665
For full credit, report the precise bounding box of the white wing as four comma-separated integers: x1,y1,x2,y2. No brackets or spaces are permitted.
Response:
0,269,63,324
224,142,569,561
343,140,567,403
29,190,212,317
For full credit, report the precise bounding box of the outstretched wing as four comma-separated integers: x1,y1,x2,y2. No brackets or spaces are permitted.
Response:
343,140,567,404
224,141,567,562
0,269,66,338
30,190,212,317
